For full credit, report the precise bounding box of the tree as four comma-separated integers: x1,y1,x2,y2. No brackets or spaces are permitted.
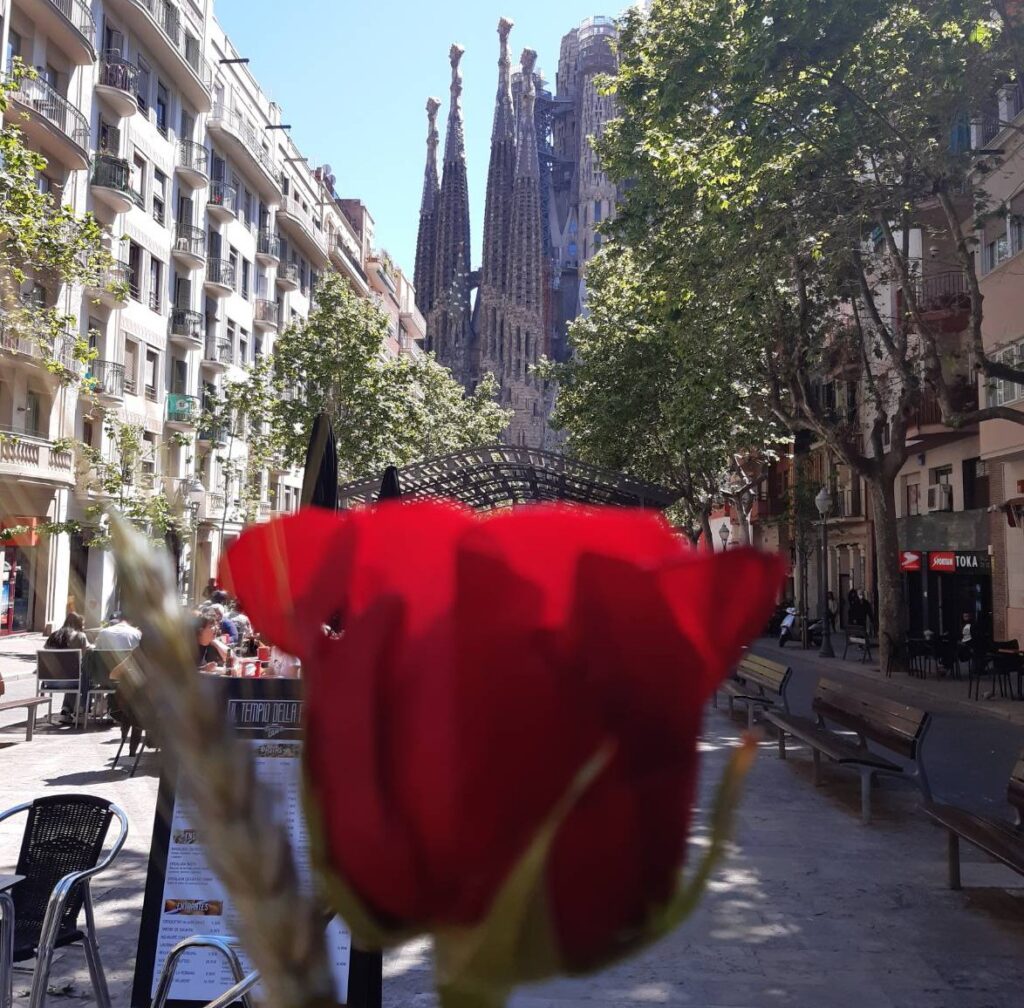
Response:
544,247,781,545
598,0,1024,669
270,272,511,478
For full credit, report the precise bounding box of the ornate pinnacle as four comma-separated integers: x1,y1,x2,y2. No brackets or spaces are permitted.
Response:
520,48,538,89
426,96,441,149
498,17,514,66
449,43,465,100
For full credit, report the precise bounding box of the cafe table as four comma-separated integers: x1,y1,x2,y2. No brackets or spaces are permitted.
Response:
0,873,23,1008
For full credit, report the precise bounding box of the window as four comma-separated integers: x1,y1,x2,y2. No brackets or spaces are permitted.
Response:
149,257,163,312
241,259,250,299
254,333,264,359
983,235,1009,273
131,152,146,208
906,481,920,517
145,349,159,400
141,432,157,479
238,185,248,228
153,169,167,225
127,242,143,301
963,458,990,510
593,199,602,223
156,81,169,136
989,341,1024,406
229,247,239,291
180,108,195,141
1012,215,1024,257
24,390,42,437
135,55,150,113
239,328,249,364
7,31,22,66
172,358,188,394
99,120,120,156
226,320,237,363
929,465,953,486
124,340,139,394
103,25,124,56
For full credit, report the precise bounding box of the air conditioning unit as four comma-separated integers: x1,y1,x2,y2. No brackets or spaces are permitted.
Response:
927,484,953,512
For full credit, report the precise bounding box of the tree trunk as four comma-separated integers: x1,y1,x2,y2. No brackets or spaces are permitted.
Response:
869,474,907,675
737,500,752,545
699,510,715,552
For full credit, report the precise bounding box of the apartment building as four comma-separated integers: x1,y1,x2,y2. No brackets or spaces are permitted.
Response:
0,0,414,633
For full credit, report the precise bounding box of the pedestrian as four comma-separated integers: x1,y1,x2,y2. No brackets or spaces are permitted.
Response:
95,611,142,651
196,613,231,671
45,612,89,725
826,591,838,632
858,589,874,633
848,588,863,627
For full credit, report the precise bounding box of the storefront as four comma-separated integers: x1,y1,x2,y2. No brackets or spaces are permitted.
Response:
1,517,42,634
901,549,993,638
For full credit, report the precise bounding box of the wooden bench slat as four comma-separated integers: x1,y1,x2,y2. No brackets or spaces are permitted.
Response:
763,712,900,770
924,803,1024,875
1008,759,1024,815
0,697,50,712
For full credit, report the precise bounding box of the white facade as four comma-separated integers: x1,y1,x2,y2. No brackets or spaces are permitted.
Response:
0,0,410,631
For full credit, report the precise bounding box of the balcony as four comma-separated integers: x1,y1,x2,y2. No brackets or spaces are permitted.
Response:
276,261,300,292
207,180,237,221
276,193,328,263
331,237,369,295
204,259,235,298
105,0,212,112
168,308,203,348
176,139,209,188
90,154,133,213
196,490,225,523
253,299,278,331
201,338,232,372
833,486,863,521
20,0,95,65
909,382,979,439
5,74,90,171
256,230,280,264
166,392,200,427
95,52,139,118
198,425,228,446
85,359,125,401
207,104,281,200
172,223,206,270
0,430,75,487
85,259,131,307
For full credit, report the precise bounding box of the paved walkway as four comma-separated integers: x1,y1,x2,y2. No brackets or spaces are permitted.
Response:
1,687,1023,1007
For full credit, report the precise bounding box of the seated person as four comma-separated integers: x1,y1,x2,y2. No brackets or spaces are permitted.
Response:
197,612,231,671
45,612,90,724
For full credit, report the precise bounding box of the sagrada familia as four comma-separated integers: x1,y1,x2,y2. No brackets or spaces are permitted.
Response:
414,16,620,449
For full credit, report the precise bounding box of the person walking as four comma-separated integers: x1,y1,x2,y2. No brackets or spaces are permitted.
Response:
45,612,89,725
848,588,864,628
826,591,838,632
858,589,875,634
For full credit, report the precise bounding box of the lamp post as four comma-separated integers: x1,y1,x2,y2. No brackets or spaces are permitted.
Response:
718,522,731,551
186,478,205,605
815,485,835,658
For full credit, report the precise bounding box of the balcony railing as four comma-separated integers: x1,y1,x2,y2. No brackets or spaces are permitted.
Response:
206,258,235,289
257,230,280,259
204,338,232,365
278,193,326,251
208,103,278,181
98,51,138,94
8,74,90,150
208,180,237,214
169,308,203,342
277,261,300,286
166,393,200,424
91,153,130,192
919,271,971,315
254,299,277,325
174,223,206,260
86,359,125,399
148,288,162,313
127,0,212,88
177,139,208,176
47,0,96,49
0,429,75,482
834,487,863,520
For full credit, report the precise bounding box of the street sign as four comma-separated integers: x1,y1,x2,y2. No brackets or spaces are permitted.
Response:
927,551,992,574
900,551,922,572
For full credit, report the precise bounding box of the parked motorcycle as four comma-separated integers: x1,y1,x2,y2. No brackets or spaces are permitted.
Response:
778,609,823,648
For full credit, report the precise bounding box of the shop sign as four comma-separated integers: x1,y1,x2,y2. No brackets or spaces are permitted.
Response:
900,551,923,572
927,551,992,574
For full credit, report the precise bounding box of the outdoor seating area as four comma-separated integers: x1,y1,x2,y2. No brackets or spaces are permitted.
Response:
893,634,1024,701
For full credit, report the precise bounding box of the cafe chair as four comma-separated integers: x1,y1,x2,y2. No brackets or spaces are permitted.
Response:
82,651,135,729
150,935,257,1008
0,794,128,1008
35,651,82,728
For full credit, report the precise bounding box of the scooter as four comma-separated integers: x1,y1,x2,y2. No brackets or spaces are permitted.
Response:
778,608,797,647
779,610,824,648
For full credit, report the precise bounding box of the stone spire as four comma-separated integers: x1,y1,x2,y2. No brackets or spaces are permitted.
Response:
502,48,547,447
481,18,517,295
430,44,475,385
413,96,441,317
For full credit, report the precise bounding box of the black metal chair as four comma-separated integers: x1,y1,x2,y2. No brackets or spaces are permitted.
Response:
110,685,159,776
82,650,135,729
35,651,82,727
0,794,128,1008
884,633,904,678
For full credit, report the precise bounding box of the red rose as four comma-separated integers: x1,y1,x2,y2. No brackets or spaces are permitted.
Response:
222,501,784,979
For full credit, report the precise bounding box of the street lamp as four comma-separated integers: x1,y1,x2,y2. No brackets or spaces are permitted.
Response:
815,485,835,658
718,522,731,551
186,478,205,604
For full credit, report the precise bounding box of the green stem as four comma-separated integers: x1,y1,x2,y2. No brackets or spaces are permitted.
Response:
437,982,507,1008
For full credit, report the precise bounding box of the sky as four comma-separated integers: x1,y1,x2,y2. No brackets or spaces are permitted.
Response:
214,0,624,278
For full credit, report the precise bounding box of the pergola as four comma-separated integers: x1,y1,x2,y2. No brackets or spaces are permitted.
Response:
336,445,680,511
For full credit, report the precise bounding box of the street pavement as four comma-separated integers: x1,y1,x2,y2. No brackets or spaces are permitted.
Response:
0,642,1022,1007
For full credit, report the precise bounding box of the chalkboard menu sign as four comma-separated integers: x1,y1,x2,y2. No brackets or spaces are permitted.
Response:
131,678,382,1008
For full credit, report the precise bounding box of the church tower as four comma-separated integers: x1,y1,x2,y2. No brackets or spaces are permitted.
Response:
428,45,475,386
413,97,441,318
478,18,517,386
502,49,547,447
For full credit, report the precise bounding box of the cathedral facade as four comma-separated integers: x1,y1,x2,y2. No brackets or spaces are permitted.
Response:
414,16,621,449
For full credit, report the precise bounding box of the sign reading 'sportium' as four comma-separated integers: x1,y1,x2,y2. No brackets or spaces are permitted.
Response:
926,551,992,574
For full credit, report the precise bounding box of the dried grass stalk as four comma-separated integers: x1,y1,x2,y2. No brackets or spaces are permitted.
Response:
113,517,338,1008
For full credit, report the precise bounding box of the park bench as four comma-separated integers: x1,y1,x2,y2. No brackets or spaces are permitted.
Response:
923,752,1024,889
763,678,931,824
0,696,52,741
843,623,873,663
716,653,792,729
